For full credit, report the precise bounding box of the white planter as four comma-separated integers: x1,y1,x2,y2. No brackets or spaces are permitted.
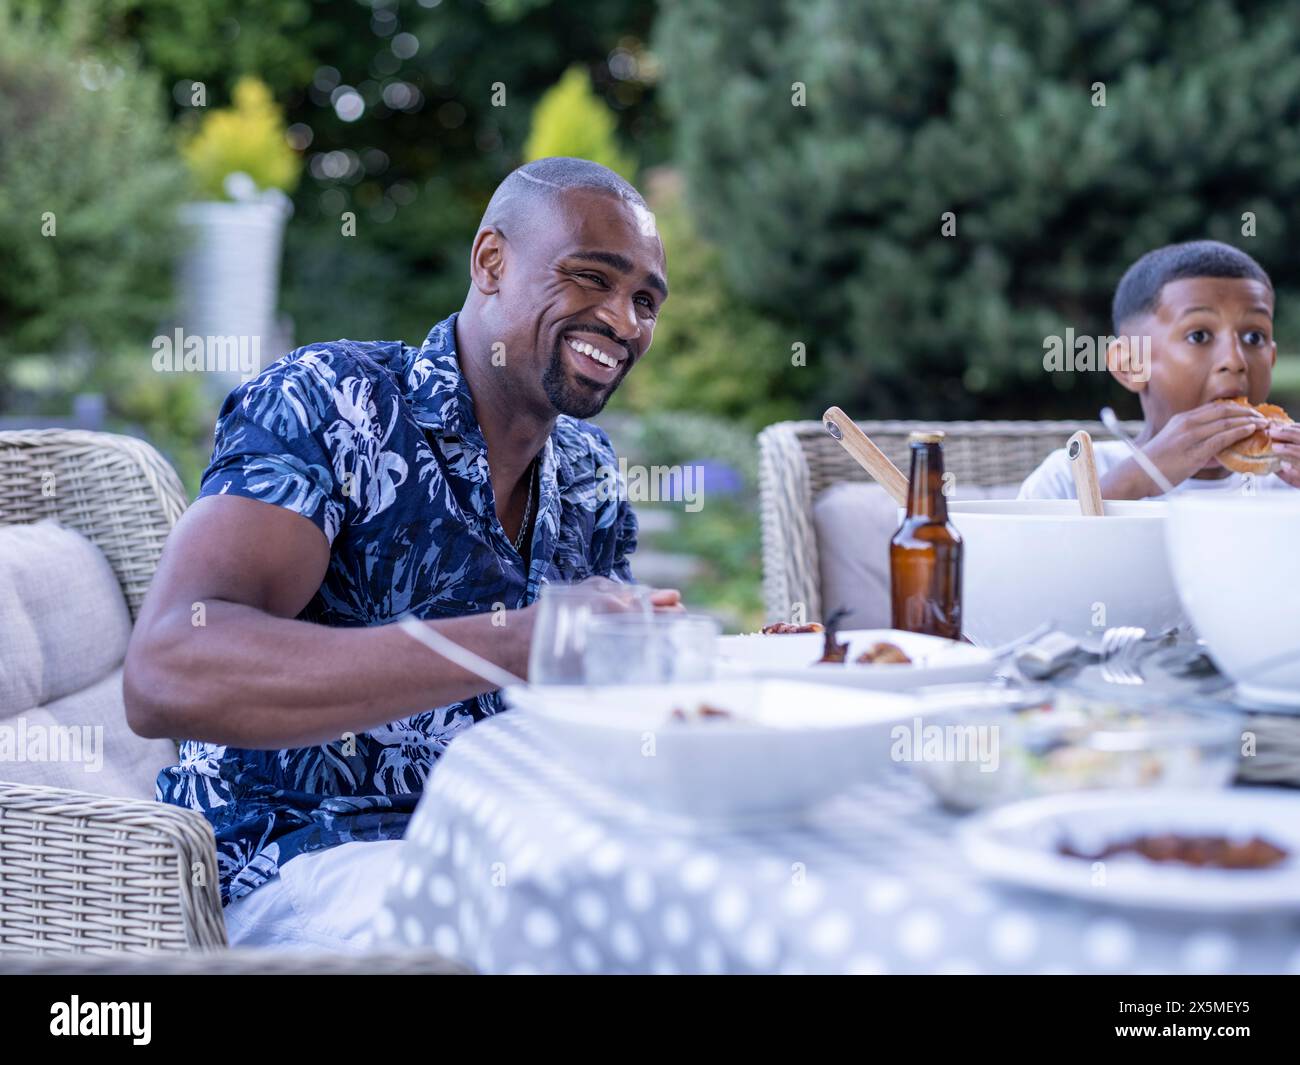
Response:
177,195,292,390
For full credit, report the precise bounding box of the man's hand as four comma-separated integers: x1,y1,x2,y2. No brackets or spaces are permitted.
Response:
649,587,685,612
572,575,686,612
1269,422,1300,489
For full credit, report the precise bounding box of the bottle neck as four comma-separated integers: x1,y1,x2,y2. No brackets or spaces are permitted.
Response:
906,442,948,520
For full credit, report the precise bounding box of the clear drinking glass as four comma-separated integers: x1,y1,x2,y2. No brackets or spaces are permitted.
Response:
527,580,654,685
582,614,722,685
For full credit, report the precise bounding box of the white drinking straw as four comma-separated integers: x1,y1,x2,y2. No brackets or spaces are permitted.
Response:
397,617,528,690
1099,407,1177,496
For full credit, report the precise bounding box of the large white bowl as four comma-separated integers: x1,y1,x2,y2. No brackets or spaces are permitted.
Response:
504,680,918,824
946,500,1184,647
1166,494,1300,709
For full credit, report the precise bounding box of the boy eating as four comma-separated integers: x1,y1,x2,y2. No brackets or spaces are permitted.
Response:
1020,240,1300,498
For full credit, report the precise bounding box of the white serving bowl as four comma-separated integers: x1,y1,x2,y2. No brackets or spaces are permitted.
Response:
504,680,918,824
1166,494,1300,709
946,500,1184,647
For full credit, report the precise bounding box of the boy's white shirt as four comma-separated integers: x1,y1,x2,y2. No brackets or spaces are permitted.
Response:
1018,439,1292,499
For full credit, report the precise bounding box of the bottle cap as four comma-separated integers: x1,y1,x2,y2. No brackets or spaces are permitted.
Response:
908,430,945,444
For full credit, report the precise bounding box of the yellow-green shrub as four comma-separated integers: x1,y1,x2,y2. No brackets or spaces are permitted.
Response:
182,76,301,199
523,65,635,179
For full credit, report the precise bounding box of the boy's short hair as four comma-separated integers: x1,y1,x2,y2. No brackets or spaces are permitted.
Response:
1112,240,1272,332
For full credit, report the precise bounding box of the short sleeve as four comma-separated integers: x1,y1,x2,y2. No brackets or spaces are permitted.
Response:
197,353,348,544
1017,448,1074,500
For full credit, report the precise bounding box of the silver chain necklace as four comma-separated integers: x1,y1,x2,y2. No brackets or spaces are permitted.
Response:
512,460,535,553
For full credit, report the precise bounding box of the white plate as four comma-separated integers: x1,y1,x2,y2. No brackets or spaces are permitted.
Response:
960,789,1300,914
716,629,997,690
504,679,919,824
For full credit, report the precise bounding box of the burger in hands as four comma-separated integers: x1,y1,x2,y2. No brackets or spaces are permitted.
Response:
1215,396,1294,476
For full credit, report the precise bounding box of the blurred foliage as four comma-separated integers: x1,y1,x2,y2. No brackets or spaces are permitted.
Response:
0,5,188,402
1271,354,1300,403
656,0,1300,420
181,76,302,198
524,65,636,178
90,350,214,492
24,0,666,350
665,500,763,633
609,172,802,430
280,221,440,348
621,410,759,491
612,410,764,631
16,0,323,98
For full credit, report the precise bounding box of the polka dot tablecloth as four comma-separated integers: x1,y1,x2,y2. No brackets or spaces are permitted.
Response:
374,714,1300,975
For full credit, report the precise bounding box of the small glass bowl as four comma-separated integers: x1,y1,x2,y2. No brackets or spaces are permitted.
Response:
910,687,1242,812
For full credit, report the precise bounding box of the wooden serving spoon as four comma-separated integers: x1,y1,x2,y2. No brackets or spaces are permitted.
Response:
1066,430,1105,516
822,407,909,507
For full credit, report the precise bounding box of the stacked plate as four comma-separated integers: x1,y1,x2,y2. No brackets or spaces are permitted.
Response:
715,628,998,690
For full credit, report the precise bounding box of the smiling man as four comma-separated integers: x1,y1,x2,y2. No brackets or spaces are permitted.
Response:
123,157,677,949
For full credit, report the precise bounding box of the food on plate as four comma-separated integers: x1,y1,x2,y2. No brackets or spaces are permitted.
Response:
914,694,1239,811
818,629,849,663
814,608,850,663
1215,396,1292,475
855,641,912,666
1059,833,1288,870
760,622,824,634
670,703,733,722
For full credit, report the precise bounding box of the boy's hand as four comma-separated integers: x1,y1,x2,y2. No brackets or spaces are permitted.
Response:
1139,400,1269,489
1268,423,1300,488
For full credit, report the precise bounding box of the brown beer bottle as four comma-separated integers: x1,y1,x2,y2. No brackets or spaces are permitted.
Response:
890,431,963,639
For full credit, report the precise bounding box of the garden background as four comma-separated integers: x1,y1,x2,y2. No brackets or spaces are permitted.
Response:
4,0,1299,630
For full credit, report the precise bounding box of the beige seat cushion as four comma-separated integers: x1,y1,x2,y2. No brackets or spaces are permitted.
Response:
0,521,176,798
813,481,1020,628
0,668,173,800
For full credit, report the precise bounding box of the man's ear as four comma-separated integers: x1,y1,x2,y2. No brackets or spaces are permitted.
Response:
469,227,506,295
1107,334,1148,395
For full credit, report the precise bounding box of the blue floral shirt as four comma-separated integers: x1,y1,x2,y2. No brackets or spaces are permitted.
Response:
156,314,638,905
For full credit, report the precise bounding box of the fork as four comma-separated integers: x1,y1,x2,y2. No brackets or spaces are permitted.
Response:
1099,625,1147,685
1016,624,1172,681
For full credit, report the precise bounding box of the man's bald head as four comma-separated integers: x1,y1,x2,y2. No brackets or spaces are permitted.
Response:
459,156,666,421
479,157,654,248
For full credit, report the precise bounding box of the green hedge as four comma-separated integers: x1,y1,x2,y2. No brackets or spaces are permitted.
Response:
0,8,188,402
656,0,1300,419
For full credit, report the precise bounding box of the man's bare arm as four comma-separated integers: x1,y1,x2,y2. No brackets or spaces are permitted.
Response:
123,495,535,750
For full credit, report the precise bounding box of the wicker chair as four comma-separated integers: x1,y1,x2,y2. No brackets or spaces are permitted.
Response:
0,429,188,621
756,417,1143,624
0,946,472,975
0,429,462,970
0,429,227,955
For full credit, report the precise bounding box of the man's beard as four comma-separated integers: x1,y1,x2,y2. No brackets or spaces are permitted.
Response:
541,335,630,418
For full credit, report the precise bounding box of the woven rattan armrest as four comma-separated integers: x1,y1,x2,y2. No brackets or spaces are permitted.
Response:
0,781,227,955
0,946,472,974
